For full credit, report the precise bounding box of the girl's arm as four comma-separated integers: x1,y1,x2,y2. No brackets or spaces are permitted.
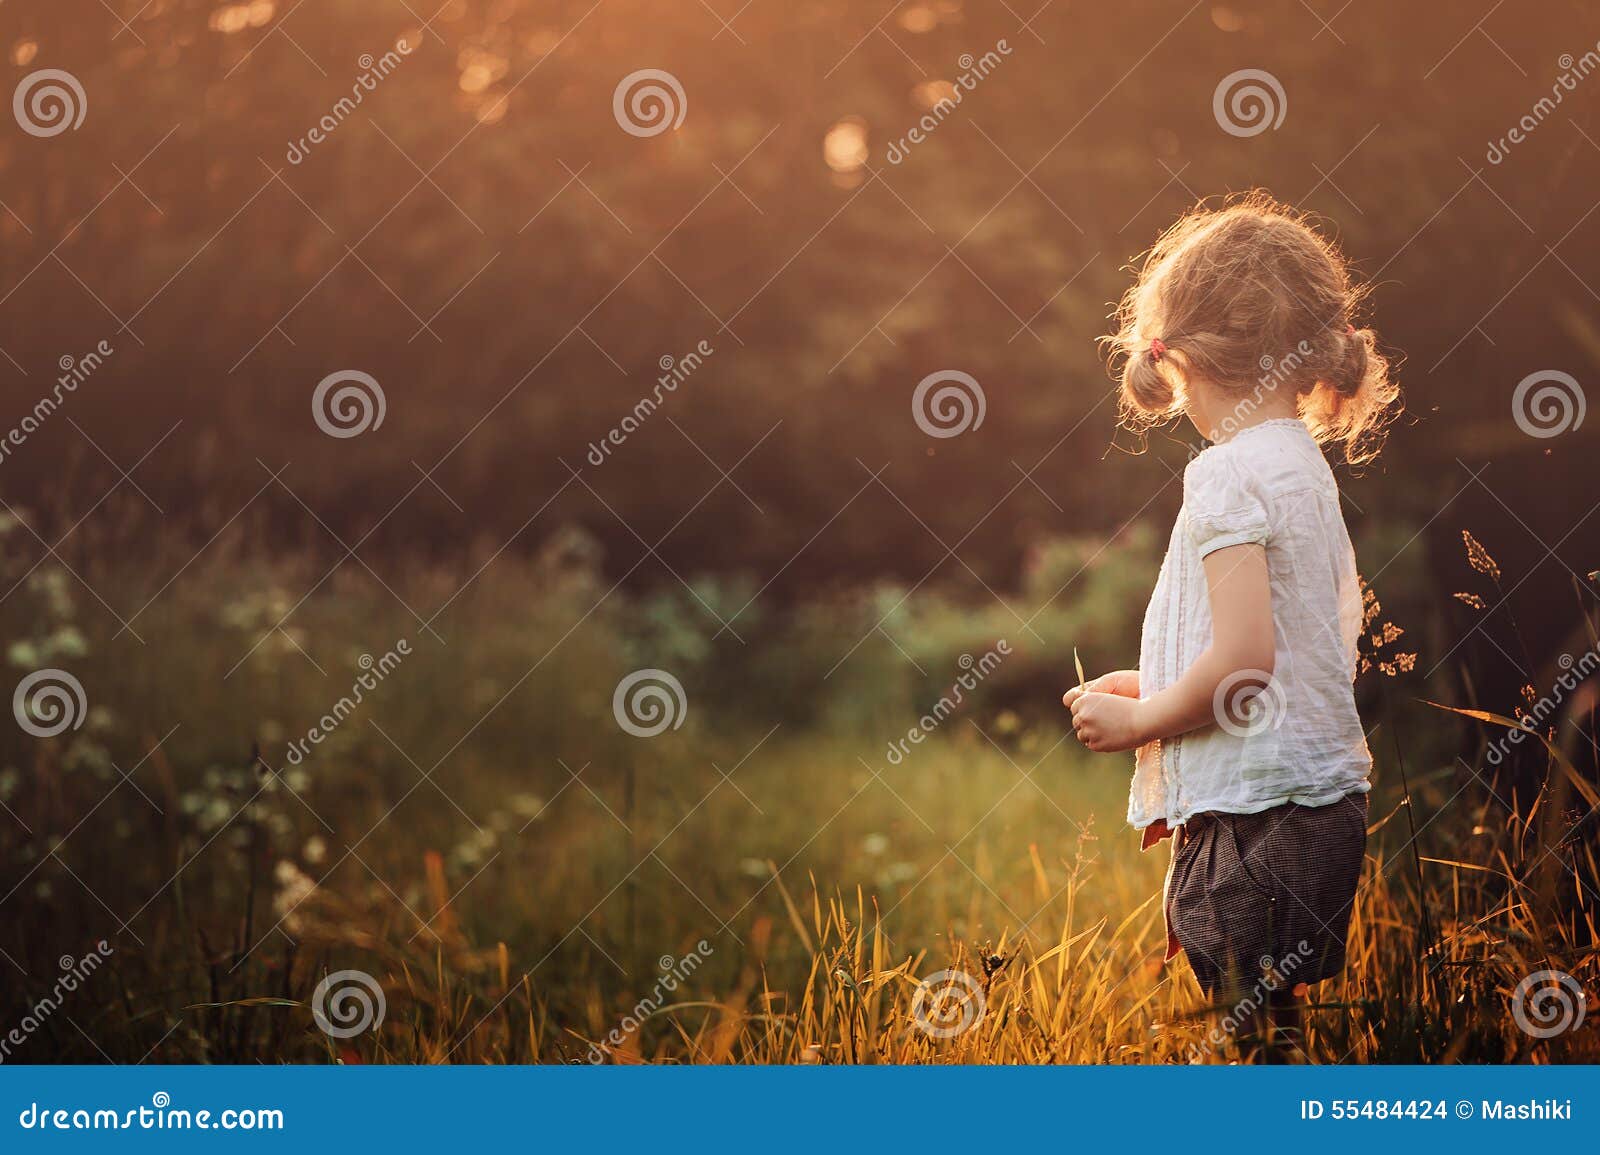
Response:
1063,543,1274,752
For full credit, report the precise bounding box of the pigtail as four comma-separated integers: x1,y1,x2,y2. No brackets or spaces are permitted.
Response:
1333,326,1369,396
1118,341,1179,429
1302,324,1401,465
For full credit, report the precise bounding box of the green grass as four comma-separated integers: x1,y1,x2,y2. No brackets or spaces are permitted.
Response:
0,513,1594,1064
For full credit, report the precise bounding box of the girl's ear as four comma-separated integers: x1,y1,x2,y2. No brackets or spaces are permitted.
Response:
1175,371,1208,430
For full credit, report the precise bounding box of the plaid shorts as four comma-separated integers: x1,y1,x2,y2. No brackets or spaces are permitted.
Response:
1166,793,1368,998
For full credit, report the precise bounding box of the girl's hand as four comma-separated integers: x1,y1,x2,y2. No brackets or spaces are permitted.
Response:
1068,692,1149,753
1060,669,1139,711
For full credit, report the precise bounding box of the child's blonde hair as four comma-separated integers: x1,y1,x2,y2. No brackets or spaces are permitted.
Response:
1105,192,1400,464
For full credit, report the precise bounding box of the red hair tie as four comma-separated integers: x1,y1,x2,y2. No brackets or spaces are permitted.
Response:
1345,324,1356,335
1148,338,1168,363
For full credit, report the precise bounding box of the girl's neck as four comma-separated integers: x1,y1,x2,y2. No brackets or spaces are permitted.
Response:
1190,380,1301,443
1209,410,1303,444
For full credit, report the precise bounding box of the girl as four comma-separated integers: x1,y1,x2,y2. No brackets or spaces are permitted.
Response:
1060,194,1401,1052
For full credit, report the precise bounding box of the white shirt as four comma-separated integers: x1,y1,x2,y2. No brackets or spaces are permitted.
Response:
1128,418,1372,831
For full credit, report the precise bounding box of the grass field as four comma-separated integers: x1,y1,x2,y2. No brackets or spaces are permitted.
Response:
1,511,1596,1064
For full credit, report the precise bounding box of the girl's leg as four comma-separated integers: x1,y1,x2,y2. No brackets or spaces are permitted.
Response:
1235,986,1307,1064
1260,987,1308,1063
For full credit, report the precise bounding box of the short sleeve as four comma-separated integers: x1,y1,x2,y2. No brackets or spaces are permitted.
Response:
1183,448,1270,558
